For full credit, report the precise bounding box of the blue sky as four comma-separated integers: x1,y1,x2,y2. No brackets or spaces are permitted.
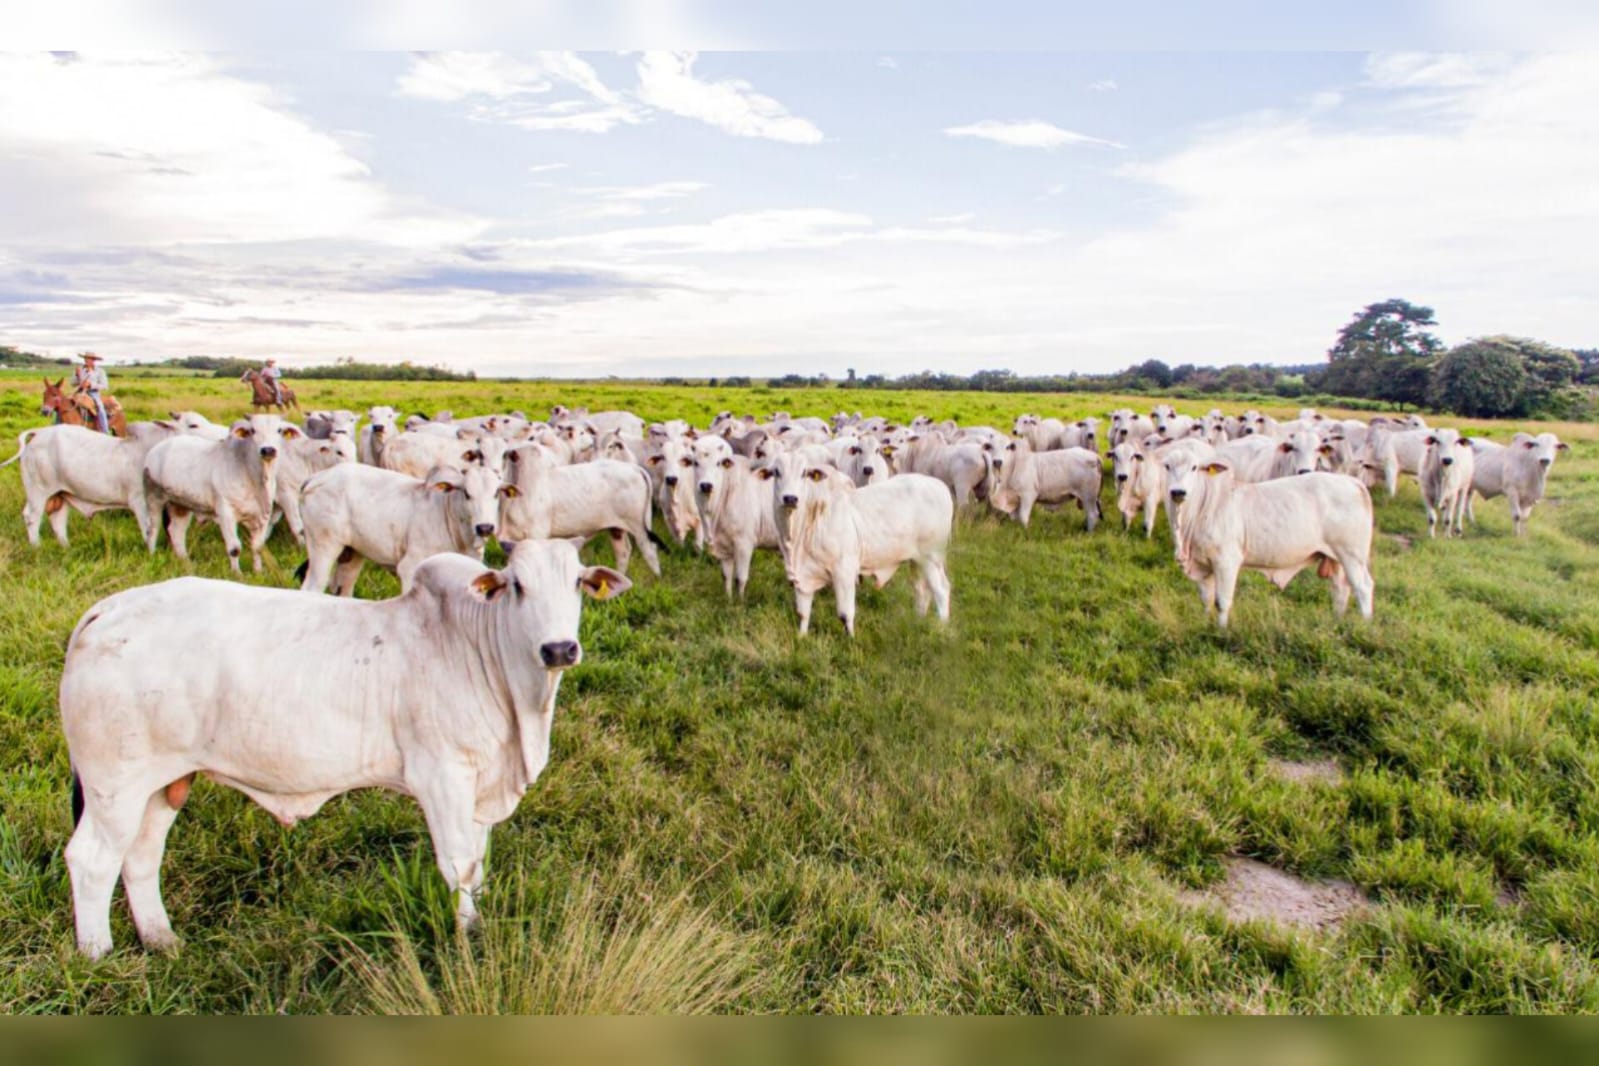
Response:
1,48,1595,376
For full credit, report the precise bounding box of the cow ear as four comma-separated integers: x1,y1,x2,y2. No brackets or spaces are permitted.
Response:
1426,436,1439,446
169,410,182,419
431,479,458,493
1278,441,1293,453
647,454,663,465
1203,462,1230,476
462,449,483,463
580,566,631,601
471,570,509,602
719,457,734,469
756,468,774,480
1558,441,1571,451
232,424,252,439
498,484,521,499
319,445,331,454
281,425,301,440
154,419,175,430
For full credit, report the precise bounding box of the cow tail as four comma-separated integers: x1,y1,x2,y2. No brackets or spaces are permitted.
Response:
634,466,663,545
293,559,309,583
71,769,84,827
0,428,39,469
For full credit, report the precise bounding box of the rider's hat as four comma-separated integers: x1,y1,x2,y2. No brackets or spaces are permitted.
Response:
79,352,102,363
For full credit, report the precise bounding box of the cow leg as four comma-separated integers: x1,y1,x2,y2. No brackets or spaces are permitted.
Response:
634,523,663,576
215,503,244,572
165,507,194,562
1198,572,1218,616
47,497,71,546
719,557,736,598
1329,564,1352,616
1212,558,1242,629
833,569,857,637
1385,462,1399,499
911,567,932,616
1465,492,1477,526
1425,499,1439,538
794,585,815,635
415,779,489,932
129,490,158,553
925,557,953,623
607,528,633,574
333,553,365,597
1083,495,1101,533
245,517,271,572
22,486,46,546
1346,556,1376,620
1016,492,1035,528
65,785,146,959
1143,497,1158,538
734,542,755,599
301,540,338,593
121,786,183,952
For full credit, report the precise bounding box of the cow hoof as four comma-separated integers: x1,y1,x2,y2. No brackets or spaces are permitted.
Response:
140,930,181,954
78,937,113,961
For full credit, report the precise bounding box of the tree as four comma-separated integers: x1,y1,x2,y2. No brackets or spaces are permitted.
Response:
1575,348,1599,386
1320,298,1442,407
1133,359,1173,389
1429,339,1529,417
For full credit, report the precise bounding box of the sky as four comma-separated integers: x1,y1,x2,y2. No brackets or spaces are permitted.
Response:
1,45,1596,377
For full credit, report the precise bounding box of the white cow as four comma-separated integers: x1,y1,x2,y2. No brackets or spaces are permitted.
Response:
1420,428,1476,538
990,441,1103,530
359,406,400,466
141,415,299,572
780,466,953,636
888,436,992,505
1165,453,1375,629
499,446,662,576
1361,427,1432,497
273,431,357,545
693,451,781,597
1109,441,1164,538
1469,432,1569,535
380,430,509,480
60,540,628,959
299,462,503,595
3,424,179,547
645,437,704,550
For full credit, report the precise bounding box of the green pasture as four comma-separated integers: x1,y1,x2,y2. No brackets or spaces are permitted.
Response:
1,375,1597,1013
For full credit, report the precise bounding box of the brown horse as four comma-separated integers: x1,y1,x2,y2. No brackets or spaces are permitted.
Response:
41,378,126,437
240,369,298,412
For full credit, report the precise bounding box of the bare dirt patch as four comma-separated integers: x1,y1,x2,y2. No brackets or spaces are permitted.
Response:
1268,757,1345,786
1181,857,1367,931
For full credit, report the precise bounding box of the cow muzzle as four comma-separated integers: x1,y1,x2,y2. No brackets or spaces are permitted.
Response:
1441,457,1453,466
1116,473,1128,483
1539,458,1552,468
698,482,713,495
540,640,581,668
781,494,798,509
1169,488,1187,502
474,522,496,537
665,475,678,487
260,446,277,459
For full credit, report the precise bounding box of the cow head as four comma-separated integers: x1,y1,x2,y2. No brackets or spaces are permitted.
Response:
1166,454,1230,503
230,414,297,462
429,463,504,543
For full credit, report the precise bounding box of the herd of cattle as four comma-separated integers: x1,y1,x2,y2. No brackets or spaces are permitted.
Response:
0,398,1569,959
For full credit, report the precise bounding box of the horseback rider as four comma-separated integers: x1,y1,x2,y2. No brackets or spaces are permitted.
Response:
261,358,285,406
73,352,111,434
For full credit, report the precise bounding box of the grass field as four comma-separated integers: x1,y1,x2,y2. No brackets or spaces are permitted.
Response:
2,374,1598,1013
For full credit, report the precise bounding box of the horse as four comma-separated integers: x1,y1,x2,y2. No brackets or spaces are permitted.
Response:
241,369,298,412
41,378,126,437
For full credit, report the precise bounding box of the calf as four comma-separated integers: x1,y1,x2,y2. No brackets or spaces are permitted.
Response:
1165,453,1374,629
141,415,299,572
359,405,400,465
1469,432,1568,535
1421,428,1475,538
781,466,954,636
60,540,628,958
693,451,781,597
1109,441,1163,537
274,431,357,545
299,462,501,595
499,446,663,576
991,441,1103,530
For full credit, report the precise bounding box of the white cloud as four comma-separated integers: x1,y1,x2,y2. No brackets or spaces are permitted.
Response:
929,213,975,224
396,51,551,100
635,51,824,144
399,51,644,134
944,118,1122,149
0,53,475,247
878,56,899,70
1363,52,1512,90
526,162,568,173
1087,78,1118,92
